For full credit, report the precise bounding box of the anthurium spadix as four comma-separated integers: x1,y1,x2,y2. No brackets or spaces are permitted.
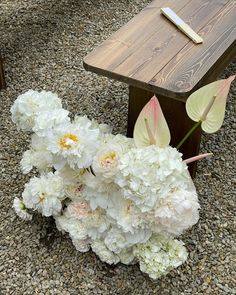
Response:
186,75,235,133
133,95,170,148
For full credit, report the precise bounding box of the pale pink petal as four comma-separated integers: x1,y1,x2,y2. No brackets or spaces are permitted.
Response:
133,95,170,148
184,153,213,164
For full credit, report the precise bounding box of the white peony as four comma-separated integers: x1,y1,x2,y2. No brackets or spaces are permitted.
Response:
20,134,53,174
22,172,65,217
81,172,119,210
106,192,143,233
55,213,88,240
92,134,135,182
92,143,122,181
134,234,188,279
11,90,62,131
46,120,99,169
115,146,190,212
13,197,32,220
91,239,120,265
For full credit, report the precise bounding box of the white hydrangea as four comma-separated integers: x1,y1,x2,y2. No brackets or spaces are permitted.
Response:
13,197,32,220
22,172,65,217
32,109,70,136
154,189,200,236
104,226,151,254
134,234,188,279
11,90,62,131
91,239,120,265
46,120,99,169
115,146,190,212
20,134,53,174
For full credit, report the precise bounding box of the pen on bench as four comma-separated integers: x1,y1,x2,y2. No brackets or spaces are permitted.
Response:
160,7,203,44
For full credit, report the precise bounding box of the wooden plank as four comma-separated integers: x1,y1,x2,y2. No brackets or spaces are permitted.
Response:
150,0,236,95
127,86,202,178
84,0,191,71
114,0,229,82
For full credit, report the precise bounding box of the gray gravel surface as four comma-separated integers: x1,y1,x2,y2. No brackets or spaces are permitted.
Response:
0,0,235,294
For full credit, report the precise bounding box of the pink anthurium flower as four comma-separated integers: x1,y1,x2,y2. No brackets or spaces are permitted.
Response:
186,75,235,133
184,153,213,164
133,95,170,148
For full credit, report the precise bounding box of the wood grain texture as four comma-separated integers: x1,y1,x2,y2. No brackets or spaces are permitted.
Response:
83,0,235,100
84,0,191,70
128,86,202,178
0,53,6,90
151,0,236,96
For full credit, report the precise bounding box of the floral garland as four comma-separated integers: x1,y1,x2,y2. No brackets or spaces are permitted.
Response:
11,75,234,279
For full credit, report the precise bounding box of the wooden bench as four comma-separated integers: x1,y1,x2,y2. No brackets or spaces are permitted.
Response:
0,53,6,90
83,0,236,177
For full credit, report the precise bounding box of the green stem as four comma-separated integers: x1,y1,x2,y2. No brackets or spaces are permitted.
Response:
176,121,201,150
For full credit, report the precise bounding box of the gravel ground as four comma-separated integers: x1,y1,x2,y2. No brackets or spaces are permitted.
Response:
0,0,235,294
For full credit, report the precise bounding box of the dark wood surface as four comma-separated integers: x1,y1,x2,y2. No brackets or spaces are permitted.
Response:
0,53,6,90
84,0,236,101
128,86,202,177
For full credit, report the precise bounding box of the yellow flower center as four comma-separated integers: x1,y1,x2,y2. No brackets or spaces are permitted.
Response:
39,192,46,203
100,151,117,167
59,133,79,150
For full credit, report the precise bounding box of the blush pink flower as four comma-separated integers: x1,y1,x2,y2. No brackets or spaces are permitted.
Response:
67,200,90,219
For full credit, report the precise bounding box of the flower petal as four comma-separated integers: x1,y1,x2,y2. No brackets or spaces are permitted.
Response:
184,153,213,164
133,96,170,147
186,76,235,133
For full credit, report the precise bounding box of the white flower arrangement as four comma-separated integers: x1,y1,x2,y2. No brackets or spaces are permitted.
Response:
11,76,235,279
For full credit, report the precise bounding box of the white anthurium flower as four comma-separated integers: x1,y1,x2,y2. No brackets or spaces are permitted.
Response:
133,95,170,148
186,75,235,133
22,172,65,217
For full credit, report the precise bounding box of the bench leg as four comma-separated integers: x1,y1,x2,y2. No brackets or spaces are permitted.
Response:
0,54,6,90
127,86,202,178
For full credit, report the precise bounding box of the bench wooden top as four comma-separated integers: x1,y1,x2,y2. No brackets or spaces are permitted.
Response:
83,0,236,100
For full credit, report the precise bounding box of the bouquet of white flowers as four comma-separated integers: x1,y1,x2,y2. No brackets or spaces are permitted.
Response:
11,75,234,279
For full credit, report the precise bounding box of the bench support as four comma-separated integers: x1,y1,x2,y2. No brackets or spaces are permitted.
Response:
0,54,6,90
127,86,202,178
